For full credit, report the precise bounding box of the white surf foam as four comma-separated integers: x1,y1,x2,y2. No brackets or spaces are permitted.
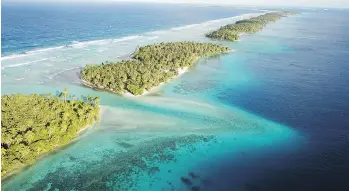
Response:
2,58,49,69
1,12,262,63
1,46,64,61
112,35,142,43
145,13,260,35
171,24,200,31
69,39,111,49
67,35,141,49
1,54,29,61
25,46,65,54
146,30,167,35
47,66,80,80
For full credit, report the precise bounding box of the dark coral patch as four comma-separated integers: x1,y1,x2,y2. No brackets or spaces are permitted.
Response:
180,177,193,186
191,186,201,191
189,172,199,179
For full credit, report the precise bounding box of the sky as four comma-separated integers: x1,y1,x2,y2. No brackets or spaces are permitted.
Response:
3,0,349,8
113,0,349,8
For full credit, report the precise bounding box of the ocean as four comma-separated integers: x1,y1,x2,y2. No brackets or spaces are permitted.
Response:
1,2,349,191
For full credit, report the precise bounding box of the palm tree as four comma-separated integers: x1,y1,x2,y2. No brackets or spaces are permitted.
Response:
93,96,101,106
59,88,68,103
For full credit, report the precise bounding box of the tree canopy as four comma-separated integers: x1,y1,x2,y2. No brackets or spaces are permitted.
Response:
206,11,299,41
1,91,100,177
81,42,231,95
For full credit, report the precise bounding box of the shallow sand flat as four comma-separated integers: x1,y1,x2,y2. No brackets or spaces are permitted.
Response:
2,93,301,190
1,12,304,190
124,67,190,97
1,12,263,92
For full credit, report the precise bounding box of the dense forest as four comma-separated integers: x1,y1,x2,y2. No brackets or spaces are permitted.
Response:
81,42,231,95
1,90,100,177
206,11,299,41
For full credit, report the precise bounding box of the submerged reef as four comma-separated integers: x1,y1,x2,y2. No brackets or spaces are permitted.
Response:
23,135,216,190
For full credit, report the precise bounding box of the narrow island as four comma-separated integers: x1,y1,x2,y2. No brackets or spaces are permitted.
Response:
81,42,231,96
1,90,100,177
206,11,299,41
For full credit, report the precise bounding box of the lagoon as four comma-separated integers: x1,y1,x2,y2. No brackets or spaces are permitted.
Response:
2,3,349,191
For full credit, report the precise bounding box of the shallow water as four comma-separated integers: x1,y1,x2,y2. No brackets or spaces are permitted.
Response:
2,4,349,191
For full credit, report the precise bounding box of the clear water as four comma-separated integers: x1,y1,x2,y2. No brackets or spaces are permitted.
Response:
2,3,349,191
1,2,256,56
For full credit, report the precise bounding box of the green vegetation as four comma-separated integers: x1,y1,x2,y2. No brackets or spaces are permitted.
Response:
1,90,100,177
206,11,299,41
81,42,231,95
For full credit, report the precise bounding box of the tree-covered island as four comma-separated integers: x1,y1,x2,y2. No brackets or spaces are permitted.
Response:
1,90,100,177
206,11,299,41
81,42,231,95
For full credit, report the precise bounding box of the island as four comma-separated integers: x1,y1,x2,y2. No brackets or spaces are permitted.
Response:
206,11,299,41
1,90,100,177
80,42,232,96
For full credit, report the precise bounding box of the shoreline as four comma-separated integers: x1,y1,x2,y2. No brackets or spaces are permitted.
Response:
206,11,297,41
81,50,232,98
124,66,189,98
81,65,192,98
1,123,96,181
1,12,262,62
126,50,234,97
1,107,104,181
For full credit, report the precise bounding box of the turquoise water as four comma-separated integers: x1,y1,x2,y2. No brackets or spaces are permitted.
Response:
2,5,302,190
2,100,300,190
3,4,348,191
2,14,303,189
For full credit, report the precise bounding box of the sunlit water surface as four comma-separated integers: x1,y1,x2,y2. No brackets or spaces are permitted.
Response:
2,4,348,191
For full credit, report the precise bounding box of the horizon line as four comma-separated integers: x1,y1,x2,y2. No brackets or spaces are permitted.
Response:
2,0,349,9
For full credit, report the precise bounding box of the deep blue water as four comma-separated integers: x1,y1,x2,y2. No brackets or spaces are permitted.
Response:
1,2,254,56
1,3,349,191
212,10,349,190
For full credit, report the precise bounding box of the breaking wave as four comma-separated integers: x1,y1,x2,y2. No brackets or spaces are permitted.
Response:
1,12,261,62
1,58,50,69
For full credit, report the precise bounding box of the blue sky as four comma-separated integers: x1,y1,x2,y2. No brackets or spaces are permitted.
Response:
4,0,349,8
